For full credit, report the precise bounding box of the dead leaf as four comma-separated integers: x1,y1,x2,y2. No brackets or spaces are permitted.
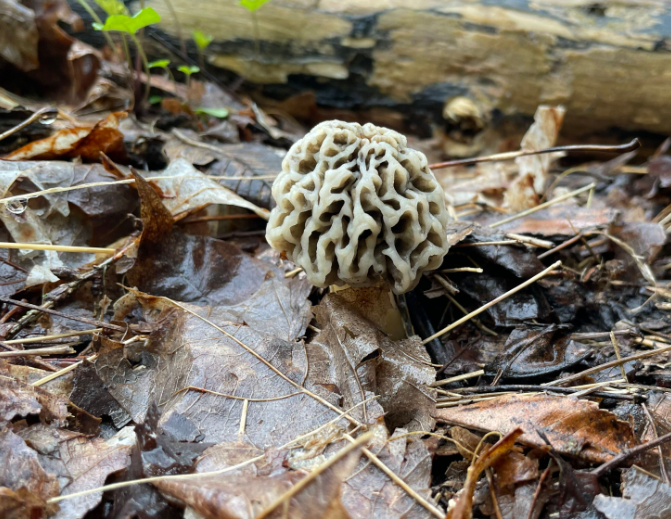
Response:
311,293,436,432
0,0,39,71
155,442,361,519
0,428,59,512
593,467,671,519
342,423,434,519
0,376,68,427
436,393,637,463
506,105,566,211
5,112,127,162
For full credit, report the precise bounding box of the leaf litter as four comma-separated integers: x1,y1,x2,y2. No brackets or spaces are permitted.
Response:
1,7,671,519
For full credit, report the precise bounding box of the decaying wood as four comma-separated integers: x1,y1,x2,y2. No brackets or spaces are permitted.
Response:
88,0,671,144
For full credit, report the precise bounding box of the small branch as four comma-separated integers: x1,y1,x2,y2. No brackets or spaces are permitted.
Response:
32,354,98,387
0,345,74,357
544,339,671,387
592,431,671,477
428,139,640,170
422,261,562,344
3,328,101,345
0,107,59,143
0,242,115,254
489,183,596,229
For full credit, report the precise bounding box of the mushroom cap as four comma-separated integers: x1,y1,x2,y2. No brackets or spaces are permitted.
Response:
266,120,450,294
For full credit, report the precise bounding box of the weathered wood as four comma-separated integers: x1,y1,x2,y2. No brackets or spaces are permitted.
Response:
76,1,671,141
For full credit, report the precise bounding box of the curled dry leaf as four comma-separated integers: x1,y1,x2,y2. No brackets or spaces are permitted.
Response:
447,429,524,519
4,112,127,162
0,376,68,427
593,467,671,519
147,157,269,219
506,105,566,211
0,0,39,71
436,393,637,464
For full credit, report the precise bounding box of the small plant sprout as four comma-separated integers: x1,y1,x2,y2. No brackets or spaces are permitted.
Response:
94,0,127,15
239,0,272,58
178,65,200,89
195,107,229,119
94,7,162,104
148,59,177,91
192,30,214,70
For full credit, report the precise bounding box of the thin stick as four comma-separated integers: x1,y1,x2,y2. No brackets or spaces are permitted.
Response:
642,402,670,485
0,298,129,333
0,345,74,357
448,384,637,401
422,261,562,344
3,328,102,345
0,242,115,254
435,280,497,336
538,234,584,259
32,354,98,387
428,139,640,170
592,431,671,477
255,432,374,519
284,267,303,279
432,370,485,388
489,184,596,229
610,331,628,382
441,267,483,274
0,107,58,142
506,233,554,249
544,339,671,386
455,240,518,248
238,399,249,440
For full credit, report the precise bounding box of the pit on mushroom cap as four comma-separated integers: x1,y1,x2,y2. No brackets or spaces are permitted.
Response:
266,120,450,294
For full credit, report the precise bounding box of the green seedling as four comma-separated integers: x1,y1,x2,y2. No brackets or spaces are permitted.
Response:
239,0,272,58
149,59,177,92
94,7,162,105
178,65,200,90
239,0,272,11
195,107,229,118
149,95,163,105
193,29,214,70
94,0,127,15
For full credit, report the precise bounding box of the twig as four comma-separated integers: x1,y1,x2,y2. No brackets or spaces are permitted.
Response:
255,432,374,519
0,345,74,357
434,279,498,337
506,233,554,249
3,328,102,345
0,107,59,142
284,267,303,279
432,370,485,388
455,240,518,248
422,261,562,344
446,384,639,401
0,298,128,333
642,403,670,485
489,183,596,229
611,331,628,382
544,339,671,386
32,354,98,387
0,242,115,254
537,234,584,260
441,267,483,274
592,431,671,477
526,462,552,519
428,139,640,170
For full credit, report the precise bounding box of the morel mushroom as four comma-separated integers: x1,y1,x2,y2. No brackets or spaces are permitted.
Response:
266,120,450,294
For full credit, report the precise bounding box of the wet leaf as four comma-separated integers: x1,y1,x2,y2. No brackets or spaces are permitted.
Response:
0,429,59,514
156,442,361,519
4,112,127,162
0,376,68,427
311,293,436,432
436,393,637,463
593,467,671,519
342,423,433,519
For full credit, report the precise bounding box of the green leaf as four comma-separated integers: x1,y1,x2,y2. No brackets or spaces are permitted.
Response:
148,59,171,69
195,107,229,118
239,0,271,12
95,7,162,35
94,0,127,15
149,95,163,105
178,65,200,76
192,30,213,50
